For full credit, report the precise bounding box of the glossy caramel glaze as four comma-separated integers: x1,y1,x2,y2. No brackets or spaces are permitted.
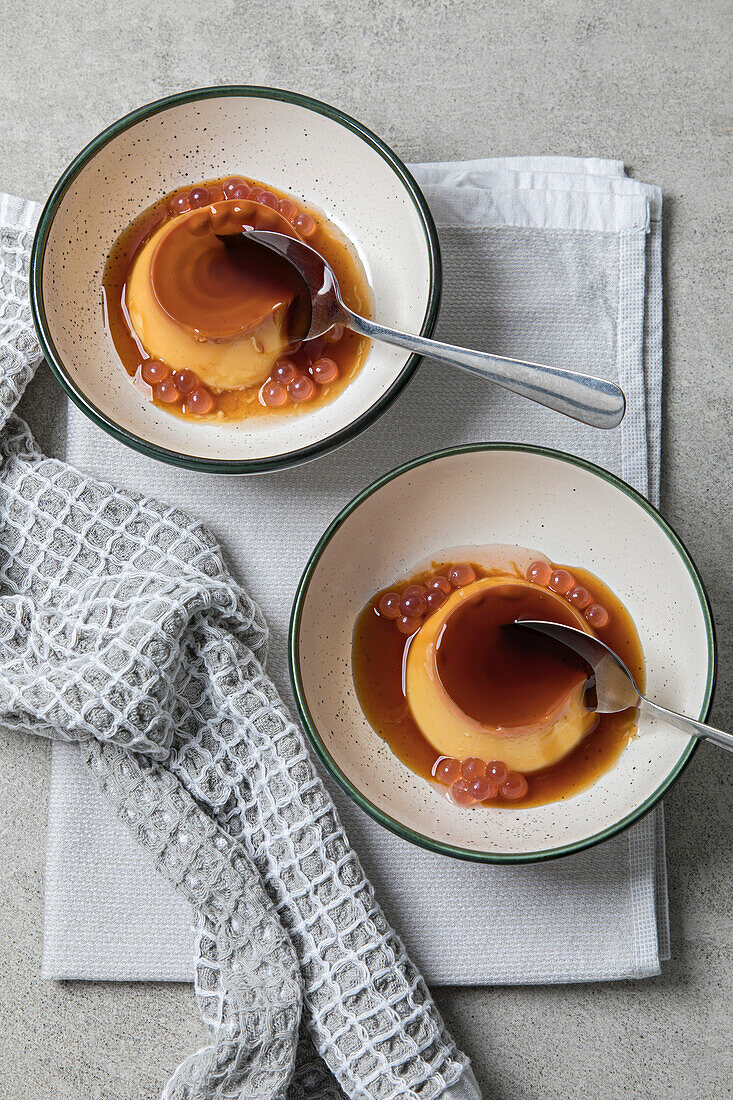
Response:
352,560,645,808
150,201,306,340
102,177,371,420
436,583,589,728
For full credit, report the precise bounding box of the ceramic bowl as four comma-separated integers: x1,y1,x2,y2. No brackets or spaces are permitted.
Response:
290,444,716,863
30,86,440,473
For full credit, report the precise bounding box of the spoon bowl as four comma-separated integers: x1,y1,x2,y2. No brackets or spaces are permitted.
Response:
220,229,337,341
516,620,733,754
238,228,628,430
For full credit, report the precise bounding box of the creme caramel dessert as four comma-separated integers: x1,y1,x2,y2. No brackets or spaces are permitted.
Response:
103,176,372,420
352,546,644,809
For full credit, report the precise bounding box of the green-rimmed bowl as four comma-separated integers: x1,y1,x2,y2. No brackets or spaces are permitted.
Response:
290,444,716,863
30,86,440,473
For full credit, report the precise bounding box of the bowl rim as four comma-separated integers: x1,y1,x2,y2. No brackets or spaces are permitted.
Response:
289,442,717,863
29,84,442,474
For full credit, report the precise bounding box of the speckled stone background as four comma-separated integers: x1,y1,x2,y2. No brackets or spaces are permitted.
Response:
1,2,731,1097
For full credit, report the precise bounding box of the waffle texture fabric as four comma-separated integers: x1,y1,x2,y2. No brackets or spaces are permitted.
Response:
0,196,479,1100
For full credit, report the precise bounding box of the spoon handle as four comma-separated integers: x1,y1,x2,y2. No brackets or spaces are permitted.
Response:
641,698,733,755
342,309,625,430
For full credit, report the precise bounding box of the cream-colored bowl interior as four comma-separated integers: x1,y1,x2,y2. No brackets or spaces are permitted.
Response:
37,92,434,463
294,448,713,859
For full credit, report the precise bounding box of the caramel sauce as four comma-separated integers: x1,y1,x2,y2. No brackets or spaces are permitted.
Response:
435,584,589,728
352,561,645,808
150,201,306,340
102,178,371,420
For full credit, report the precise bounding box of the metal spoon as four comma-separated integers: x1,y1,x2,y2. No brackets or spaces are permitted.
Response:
514,620,733,754
221,229,626,430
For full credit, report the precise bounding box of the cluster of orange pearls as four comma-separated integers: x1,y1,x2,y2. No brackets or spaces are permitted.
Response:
260,326,344,408
377,563,477,635
139,361,215,416
168,177,318,238
525,560,610,629
432,756,529,806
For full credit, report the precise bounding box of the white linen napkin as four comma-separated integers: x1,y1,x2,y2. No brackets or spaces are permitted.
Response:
41,157,668,985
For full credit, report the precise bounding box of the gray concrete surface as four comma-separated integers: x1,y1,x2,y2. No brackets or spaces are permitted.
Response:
1,1,731,1097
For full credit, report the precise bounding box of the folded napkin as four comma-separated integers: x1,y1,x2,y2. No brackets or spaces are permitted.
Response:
0,195,478,1100
13,157,668,991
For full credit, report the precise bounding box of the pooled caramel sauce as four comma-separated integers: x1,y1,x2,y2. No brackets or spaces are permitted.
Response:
435,583,589,729
352,561,645,808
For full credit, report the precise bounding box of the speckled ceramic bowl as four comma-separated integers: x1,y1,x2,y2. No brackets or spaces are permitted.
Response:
30,86,440,473
290,445,716,862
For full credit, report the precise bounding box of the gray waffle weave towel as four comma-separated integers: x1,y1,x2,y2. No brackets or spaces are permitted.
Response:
0,206,479,1098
